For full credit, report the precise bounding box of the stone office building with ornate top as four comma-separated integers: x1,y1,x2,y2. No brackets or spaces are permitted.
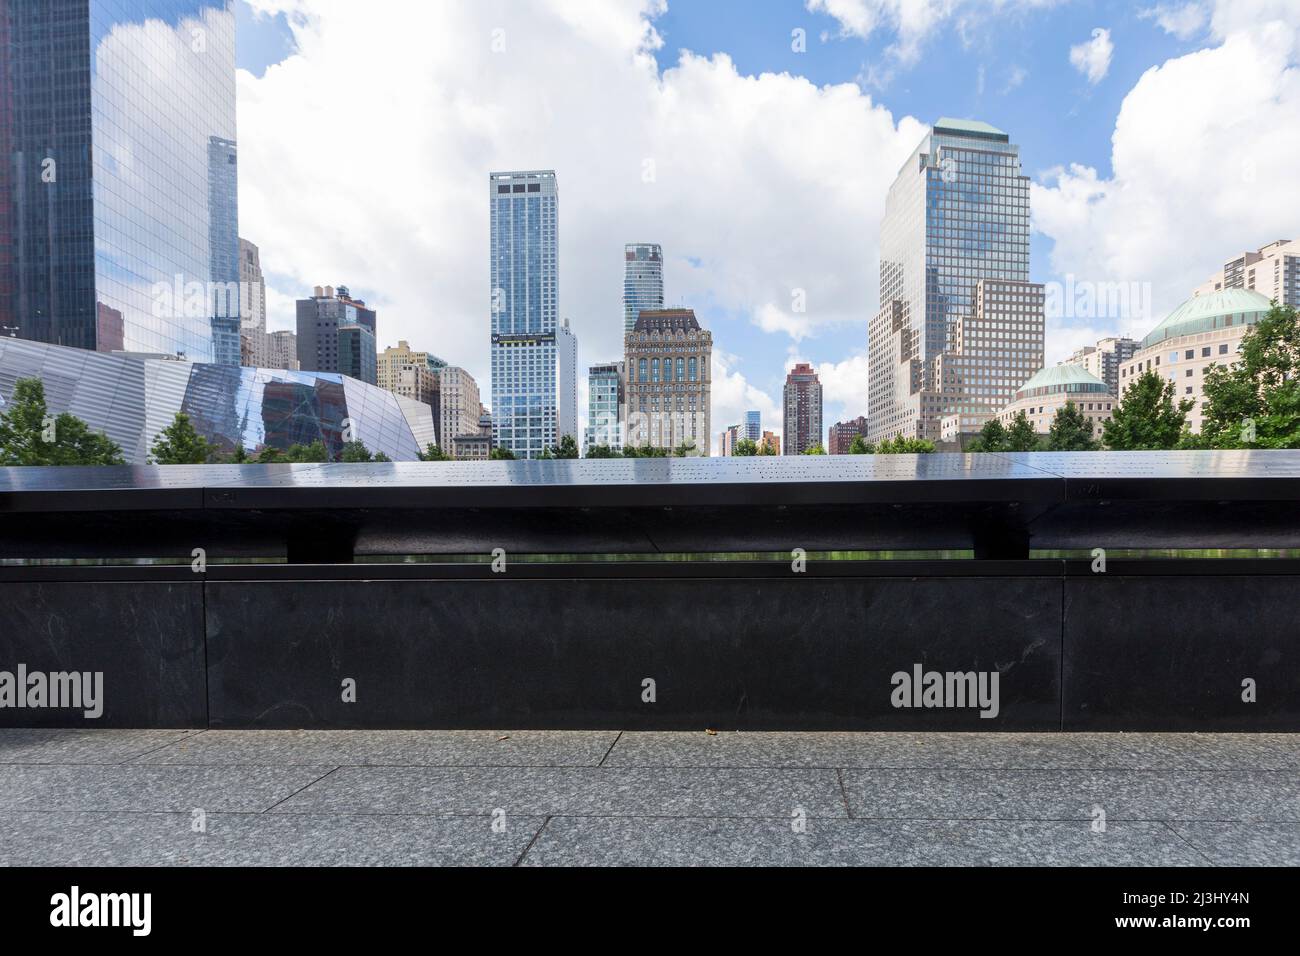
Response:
623,308,711,455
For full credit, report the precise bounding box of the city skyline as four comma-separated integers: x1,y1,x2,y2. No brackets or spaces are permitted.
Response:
231,1,1300,453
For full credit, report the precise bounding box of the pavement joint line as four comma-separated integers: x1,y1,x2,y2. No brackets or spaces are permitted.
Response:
513,815,552,866
3,761,1296,773
121,729,212,764
1159,820,1217,865
3,809,1289,826
259,765,343,814
596,730,624,767
837,768,853,819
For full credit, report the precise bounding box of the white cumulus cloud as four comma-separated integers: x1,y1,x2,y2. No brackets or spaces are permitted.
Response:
1139,3,1209,40
1034,5,1300,338
1069,27,1114,84
237,0,927,413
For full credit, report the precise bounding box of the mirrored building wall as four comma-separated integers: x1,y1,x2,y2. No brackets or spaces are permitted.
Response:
0,338,434,462
0,0,239,361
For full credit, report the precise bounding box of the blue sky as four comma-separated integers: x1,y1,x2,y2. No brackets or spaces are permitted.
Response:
232,1,1296,445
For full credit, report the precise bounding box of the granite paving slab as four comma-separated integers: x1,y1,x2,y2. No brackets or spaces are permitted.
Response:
0,810,544,866
133,729,620,767
520,816,1208,866
0,764,337,813
272,766,846,818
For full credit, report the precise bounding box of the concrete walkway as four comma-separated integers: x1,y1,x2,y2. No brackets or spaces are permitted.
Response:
0,729,1296,866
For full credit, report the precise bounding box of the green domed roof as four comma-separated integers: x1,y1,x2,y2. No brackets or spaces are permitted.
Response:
1140,288,1272,349
1015,364,1109,400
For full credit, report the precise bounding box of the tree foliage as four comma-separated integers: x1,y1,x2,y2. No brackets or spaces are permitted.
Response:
0,378,125,466
732,438,758,456
623,444,668,458
1046,401,1100,451
149,412,212,464
418,443,453,461
847,434,873,454
966,418,1007,453
1005,411,1041,451
1199,304,1300,448
875,435,936,454
1103,369,1193,450
339,441,389,463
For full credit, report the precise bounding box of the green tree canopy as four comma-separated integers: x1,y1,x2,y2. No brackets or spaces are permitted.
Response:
732,438,758,456
585,444,621,458
847,434,873,454
966,418,1007,453
339,441,377,463
553,435,580,459
1046,400,1100,451
758,441,777,456
489,446,516,460
149,412,212,464
1103,369,1193,450
1004,410,1042,452
802,443,826,455
0,378,125,466
1199,304,1300,448
875,436,936,454
418,443,453,461
623,444,668,458
286,441,329,463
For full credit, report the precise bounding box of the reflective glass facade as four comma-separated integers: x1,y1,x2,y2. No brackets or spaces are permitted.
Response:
870,119,1030,441
489,169,569,459
623,242,663,333
0,0,238,361
585,361,622,452
0,337,434,462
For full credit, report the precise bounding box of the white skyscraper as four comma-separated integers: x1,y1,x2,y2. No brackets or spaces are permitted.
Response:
489,170,576,458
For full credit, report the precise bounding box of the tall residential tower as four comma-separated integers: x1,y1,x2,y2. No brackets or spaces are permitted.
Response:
489,170,577,458
783,363,823,455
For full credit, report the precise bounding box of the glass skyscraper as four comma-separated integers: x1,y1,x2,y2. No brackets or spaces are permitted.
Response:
867,118,1030,442
489,169,577,458
744,410,761,441
585,361,623,453
0,0,238,362
623,243,664,333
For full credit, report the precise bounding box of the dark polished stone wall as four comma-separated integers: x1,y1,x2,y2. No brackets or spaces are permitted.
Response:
206,577,1062,731
0,582,205,727
3,569,1298,731
1064,575,1300,730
